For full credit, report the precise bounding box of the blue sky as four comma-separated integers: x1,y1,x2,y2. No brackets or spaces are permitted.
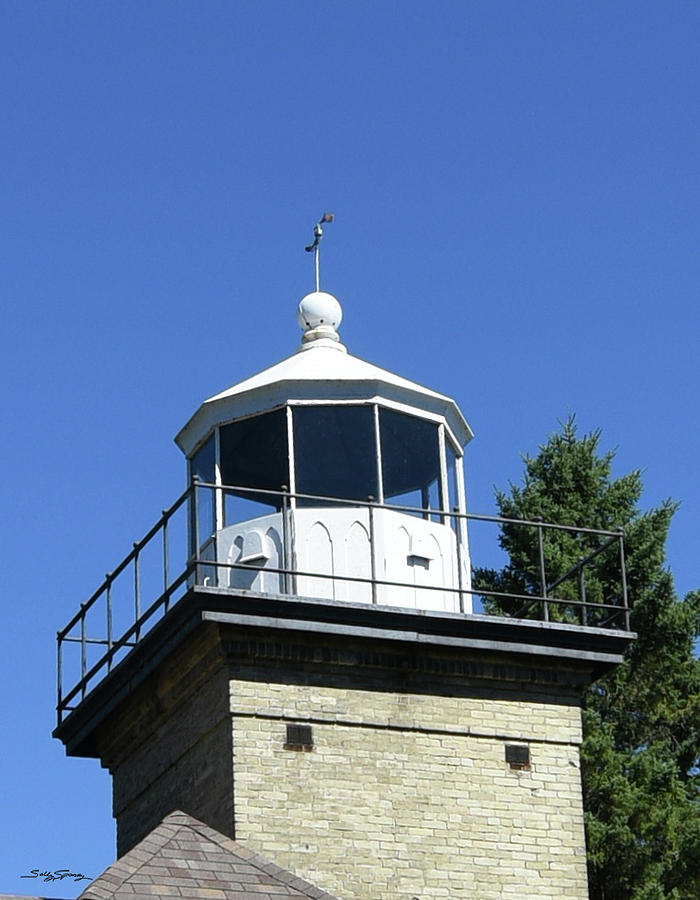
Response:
1,1,699,894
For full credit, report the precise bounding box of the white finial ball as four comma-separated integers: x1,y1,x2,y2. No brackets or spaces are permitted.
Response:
297,291,343,332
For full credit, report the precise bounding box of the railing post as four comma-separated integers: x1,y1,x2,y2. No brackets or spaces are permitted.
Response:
133,542,141,641
289,487,298,596
368,496,378,605
80,603,87,700
106,575,113,672
454,506,465,614
57,632,63,724
162,509,170,608
619,528,630,630
192,475,200,586
281,485,290,594
536,517,549,622
578,558,587,626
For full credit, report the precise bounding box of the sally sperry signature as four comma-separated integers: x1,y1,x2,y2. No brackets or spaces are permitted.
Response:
21,870,91,883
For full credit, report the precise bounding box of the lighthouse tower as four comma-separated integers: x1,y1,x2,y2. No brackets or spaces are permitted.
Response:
54,224,633,900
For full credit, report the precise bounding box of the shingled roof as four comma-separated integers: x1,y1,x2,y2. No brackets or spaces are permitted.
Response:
78,811,340,900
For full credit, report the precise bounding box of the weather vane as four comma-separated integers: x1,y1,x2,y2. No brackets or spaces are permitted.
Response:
305,212,334,292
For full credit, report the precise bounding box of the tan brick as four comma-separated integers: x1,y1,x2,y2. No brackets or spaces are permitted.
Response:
230,679,589,899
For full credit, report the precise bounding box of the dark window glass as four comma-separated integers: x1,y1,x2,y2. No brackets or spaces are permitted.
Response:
189,434,216,549
293,405,378,505
379,409,443,519
190,433,215,483
220,408,289,515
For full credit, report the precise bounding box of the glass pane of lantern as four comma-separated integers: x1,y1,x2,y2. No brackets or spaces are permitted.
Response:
293,405,378,506
220,408,289,523
379,409,443,519
189,434,216,547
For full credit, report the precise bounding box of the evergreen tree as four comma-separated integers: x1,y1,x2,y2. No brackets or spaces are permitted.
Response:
473,417,700,899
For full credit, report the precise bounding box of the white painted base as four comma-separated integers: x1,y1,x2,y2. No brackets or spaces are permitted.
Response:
213,506,472,614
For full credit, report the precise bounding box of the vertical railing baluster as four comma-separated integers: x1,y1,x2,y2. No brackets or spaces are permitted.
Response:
454,506,464,614
619,528,630,630
162,510,170,608
289,487,298,596
280,486,289,594
80,604,87,700
368,496,377,605
106,575,113,672
57,632,63,724
192,475,200,585
133,542,141,641
578,558,587,626
536,517,549,621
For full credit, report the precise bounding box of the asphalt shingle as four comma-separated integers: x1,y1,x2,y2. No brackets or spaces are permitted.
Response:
78,812,340,900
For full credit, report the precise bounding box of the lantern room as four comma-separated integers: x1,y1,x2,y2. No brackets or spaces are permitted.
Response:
175,289,474,613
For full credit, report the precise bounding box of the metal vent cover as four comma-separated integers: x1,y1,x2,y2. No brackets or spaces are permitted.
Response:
505,744,531,769
285,723,313,751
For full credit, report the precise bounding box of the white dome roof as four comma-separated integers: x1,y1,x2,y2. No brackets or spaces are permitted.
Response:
175,342,473,457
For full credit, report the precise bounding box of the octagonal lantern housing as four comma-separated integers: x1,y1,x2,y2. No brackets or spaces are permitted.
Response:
175,325,474,613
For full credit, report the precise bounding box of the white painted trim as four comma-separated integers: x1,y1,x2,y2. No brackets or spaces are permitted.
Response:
285,403,296,504
438,424,449,523
442,420,463,459
286,398,378,407
214,427,224,531
455,450,471,596
285,402,298,591
373,403,384,503
284,395,447,425
456,451,467,516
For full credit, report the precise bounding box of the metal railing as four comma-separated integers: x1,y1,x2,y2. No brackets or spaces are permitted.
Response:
56,482,630,725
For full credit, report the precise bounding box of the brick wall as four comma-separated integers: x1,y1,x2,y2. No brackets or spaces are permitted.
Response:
98,623,590,898
112,704,233,855
231,680,589,900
